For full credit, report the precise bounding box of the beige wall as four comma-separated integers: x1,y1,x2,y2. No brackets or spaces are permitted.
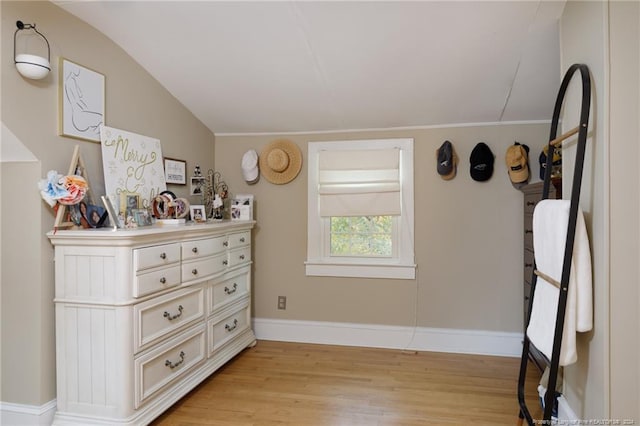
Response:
216,123,549,331
607,0,639,420
559,0,608,419
1,1,214,406
561,0,640,421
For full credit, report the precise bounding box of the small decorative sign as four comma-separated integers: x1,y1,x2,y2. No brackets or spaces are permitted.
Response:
100,126,167,215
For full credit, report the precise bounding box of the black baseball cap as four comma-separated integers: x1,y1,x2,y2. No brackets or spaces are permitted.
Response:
470,142,494,182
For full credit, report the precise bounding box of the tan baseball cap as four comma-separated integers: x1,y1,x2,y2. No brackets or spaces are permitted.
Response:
505,143,529,184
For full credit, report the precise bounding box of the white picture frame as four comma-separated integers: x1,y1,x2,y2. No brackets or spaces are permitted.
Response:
101,195,121,229
189,204,206,223
190,177,206,195
231,194,254,221
59,58,105,143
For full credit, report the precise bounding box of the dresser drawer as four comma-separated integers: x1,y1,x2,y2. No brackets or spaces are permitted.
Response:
182,253,228,283
134,265,181,298
210,273,249,313
134,324,206,408
133,243,181,271
208,303,250,355
134,287,205,353
228,247,251,267
228,231,251,249
524,193,542,215
524,281,532,327
524,215,534,250
181,236,227,261
524,249,534,284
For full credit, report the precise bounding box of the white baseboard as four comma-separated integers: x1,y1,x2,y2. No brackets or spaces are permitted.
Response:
253,318,523,357
557,394,579,421
0,399,56,426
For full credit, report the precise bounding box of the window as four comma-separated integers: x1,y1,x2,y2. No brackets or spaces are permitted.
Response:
330,216,393,257
306,138,415,279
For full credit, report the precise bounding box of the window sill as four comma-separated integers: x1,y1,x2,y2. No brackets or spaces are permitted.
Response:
305,261,416,280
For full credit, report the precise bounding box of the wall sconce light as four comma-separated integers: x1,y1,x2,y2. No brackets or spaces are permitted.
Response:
14,20,51,80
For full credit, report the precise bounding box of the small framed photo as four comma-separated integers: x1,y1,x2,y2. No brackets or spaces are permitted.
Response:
132,208,153,227
86,204,107,228
59,58,105,143
190,177,206,195
164,157,186,185
120,192,141,217
190,204,206,223
231,194,254,221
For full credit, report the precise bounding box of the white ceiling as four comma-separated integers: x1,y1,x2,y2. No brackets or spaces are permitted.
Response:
53,1,565,135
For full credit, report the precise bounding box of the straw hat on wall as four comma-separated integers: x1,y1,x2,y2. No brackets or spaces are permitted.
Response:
259,139,302,184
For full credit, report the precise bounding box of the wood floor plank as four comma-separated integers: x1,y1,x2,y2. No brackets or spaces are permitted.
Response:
152,340,542,425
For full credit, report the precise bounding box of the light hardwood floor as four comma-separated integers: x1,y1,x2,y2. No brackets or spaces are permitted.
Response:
152,340,542,425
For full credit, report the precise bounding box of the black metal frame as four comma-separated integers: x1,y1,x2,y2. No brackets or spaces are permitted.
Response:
517,63,592,425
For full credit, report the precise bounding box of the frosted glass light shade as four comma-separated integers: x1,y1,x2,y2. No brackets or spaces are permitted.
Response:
15,53,50,80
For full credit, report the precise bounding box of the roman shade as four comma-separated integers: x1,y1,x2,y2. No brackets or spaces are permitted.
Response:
318,148,400,216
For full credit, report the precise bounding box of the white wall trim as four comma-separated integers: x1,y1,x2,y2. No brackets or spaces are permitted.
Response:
557,394,579,422
253,318,523,358
216,119,551,137
0,399,56,426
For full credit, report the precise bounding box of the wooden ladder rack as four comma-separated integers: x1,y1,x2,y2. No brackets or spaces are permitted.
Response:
517,63,592,425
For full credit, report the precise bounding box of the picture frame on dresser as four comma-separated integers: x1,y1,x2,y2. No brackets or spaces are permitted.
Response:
190,204,206,222
101,195,122,229
120,192,141,217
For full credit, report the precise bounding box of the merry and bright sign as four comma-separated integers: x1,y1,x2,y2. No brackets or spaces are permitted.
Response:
100,125,167,213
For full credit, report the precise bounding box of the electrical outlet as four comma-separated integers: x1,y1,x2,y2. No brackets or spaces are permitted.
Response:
277,296,287,310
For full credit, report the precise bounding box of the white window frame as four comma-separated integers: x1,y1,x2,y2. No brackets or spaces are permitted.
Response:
306,138,415,279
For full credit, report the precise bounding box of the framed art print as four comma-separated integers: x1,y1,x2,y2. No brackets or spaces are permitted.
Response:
164,157,187,185
59,58,105,143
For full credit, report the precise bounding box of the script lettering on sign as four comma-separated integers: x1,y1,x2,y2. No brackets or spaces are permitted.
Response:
100,126,167,213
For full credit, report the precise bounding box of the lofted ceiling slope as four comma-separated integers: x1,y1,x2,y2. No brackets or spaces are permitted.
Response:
53,1,565,135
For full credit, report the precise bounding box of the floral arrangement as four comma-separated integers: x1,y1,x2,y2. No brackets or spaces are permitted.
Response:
38,170,88,207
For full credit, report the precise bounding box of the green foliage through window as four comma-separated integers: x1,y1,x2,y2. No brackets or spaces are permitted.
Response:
330,216,392,257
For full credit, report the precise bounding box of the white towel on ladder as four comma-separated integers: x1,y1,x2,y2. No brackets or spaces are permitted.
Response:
527,199,593,366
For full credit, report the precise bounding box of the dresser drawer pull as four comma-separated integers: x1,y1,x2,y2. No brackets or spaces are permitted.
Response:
225,319,239,332
160,252,167,259
223,260,228,266
224,283,238,295
192,268,198,275
165,351,185,369
525,229,533,234
163,305,184,321
525,263,533,268
240,237,245,243
239,254,245,260
192,247,198,254
223,241,229,247
526,201,536,206
159,277,167,284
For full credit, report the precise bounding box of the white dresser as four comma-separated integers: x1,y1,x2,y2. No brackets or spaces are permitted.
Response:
47,221,256,425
